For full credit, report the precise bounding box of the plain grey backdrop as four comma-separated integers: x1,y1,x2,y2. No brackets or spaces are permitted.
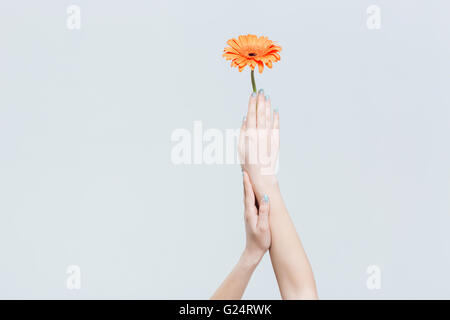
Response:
0,0,449,299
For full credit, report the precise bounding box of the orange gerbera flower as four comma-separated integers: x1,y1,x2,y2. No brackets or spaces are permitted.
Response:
222,34,282,74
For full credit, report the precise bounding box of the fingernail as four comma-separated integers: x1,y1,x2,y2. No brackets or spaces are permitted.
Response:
265,95,270,101
258,89,264,95
263,194,269,203
251,92,257,97
274,108,278,113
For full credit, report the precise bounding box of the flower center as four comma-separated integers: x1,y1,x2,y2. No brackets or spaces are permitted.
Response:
248,52,257,57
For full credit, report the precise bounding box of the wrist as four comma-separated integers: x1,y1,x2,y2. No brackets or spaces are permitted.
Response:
253,178,280,201
255,174,278,188
241,248,265,267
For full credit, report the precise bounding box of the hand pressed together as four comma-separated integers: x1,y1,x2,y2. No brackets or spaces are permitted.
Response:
239,90,280,199
242,171,271,262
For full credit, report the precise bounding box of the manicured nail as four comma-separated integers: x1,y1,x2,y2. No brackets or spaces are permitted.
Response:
258,89,264,95
242,116,246,123
274,108,278,113
263,194,269,203
251,92,257,97
265,95,270,101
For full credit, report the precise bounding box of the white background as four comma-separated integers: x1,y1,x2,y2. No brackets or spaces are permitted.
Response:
0,0,449,299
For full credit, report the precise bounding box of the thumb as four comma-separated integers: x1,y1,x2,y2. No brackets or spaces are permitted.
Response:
243,171,256,210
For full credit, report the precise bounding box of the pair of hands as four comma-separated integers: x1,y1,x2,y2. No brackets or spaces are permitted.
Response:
239,90,280,262
213,91,317,300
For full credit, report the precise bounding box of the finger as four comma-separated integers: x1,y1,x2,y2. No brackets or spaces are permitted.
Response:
241,115,247,131
272,109,279,129
238,116,247,165
256,89,266,128
257,194,270,231
265,96,271,129
242,171,256,209
247,92,257,129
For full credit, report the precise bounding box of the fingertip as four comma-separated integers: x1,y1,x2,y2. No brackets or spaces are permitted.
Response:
258,92,265,104
273,110,280,129
241,116,247,130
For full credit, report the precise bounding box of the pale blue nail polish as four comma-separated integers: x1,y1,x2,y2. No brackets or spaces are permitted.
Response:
258,89,264,95
263,194,269,203
242,116,246,123
251,92,257,97
265,95,270,101
274,108,279,113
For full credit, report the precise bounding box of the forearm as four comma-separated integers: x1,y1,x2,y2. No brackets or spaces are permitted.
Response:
211,250,262,300
257,182,318,300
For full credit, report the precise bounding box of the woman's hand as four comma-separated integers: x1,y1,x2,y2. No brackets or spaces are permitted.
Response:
242,170,271,263
239,90,280,199
213,92,317,300
239,91,318,299
210,170,271,300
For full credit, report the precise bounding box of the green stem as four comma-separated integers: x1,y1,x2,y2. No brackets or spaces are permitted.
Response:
251,69,257,93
